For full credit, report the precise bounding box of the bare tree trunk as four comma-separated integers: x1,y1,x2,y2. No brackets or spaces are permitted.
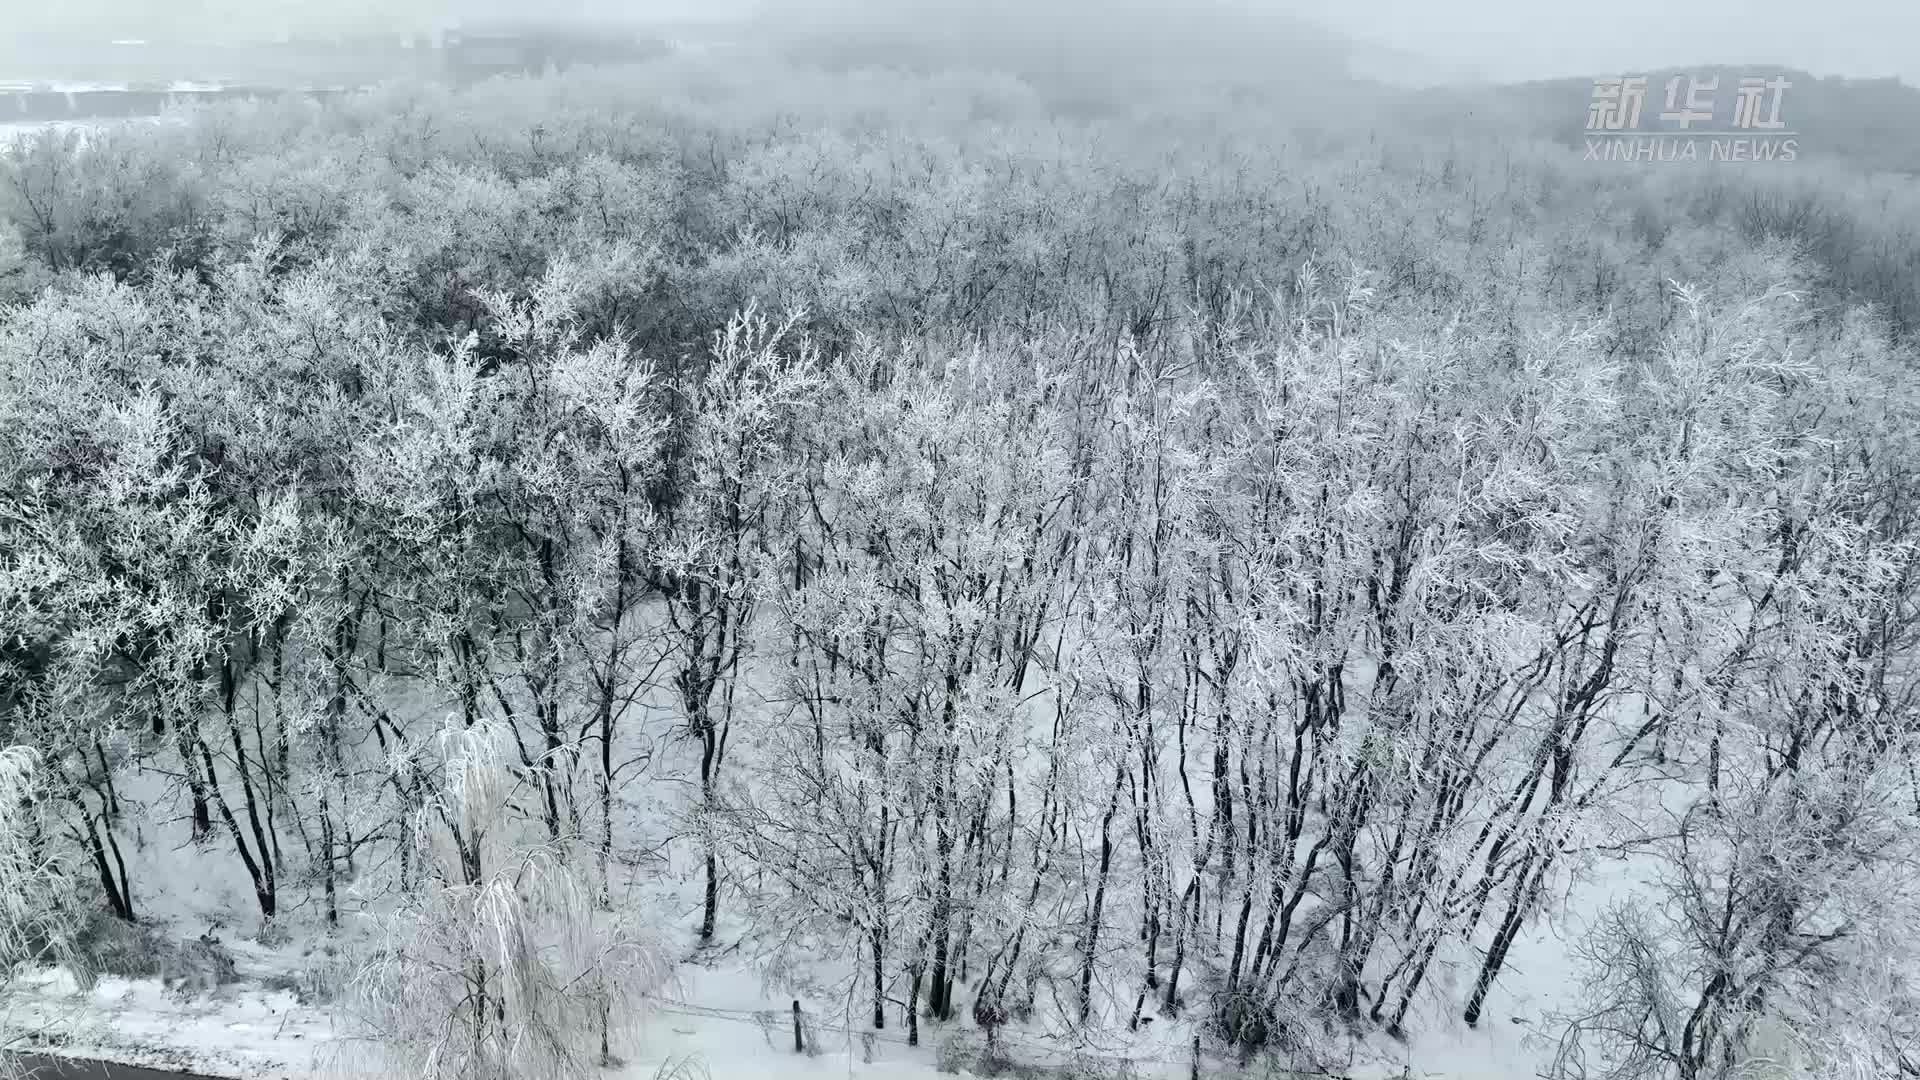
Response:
74,795,133,921
1464,850,1554,1027
1079,759,1129,1027
870,926,887,1031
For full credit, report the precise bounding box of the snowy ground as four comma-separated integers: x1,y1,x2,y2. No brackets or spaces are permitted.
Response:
3,930,1597,1080
6,968,329,1078
4,957,973,1080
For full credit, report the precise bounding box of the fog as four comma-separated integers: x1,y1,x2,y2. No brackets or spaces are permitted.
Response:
8,0,1913,85
6,1,753,40
1277,0,1920,84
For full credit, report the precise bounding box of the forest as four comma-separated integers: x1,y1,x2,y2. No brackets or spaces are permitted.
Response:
1,12,1918,1080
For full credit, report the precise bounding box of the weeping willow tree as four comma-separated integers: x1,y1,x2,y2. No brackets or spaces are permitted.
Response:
335,719,674,1080
0,745,86,1074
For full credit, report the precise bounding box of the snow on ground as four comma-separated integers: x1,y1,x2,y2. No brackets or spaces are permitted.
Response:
5,968,334,1078
627,962,958,1080
4,942,1571,1080
4,956,969,1080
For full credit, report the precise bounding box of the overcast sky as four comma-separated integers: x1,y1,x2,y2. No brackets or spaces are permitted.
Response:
10,0,1918,85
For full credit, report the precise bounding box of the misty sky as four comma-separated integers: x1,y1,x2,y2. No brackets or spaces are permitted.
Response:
1273,0,1920,83
10,0,1918,85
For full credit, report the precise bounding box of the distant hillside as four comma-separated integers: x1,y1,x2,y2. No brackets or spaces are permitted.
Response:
1343,39,1488,89
754,0,1353,112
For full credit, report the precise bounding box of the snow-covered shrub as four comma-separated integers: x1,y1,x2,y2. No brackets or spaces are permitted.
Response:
936,1029,986,1074
0,224,43,304
63,917,241,1000
1058,1053,1142,1080
160,935,240,1000
64,913,168,986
